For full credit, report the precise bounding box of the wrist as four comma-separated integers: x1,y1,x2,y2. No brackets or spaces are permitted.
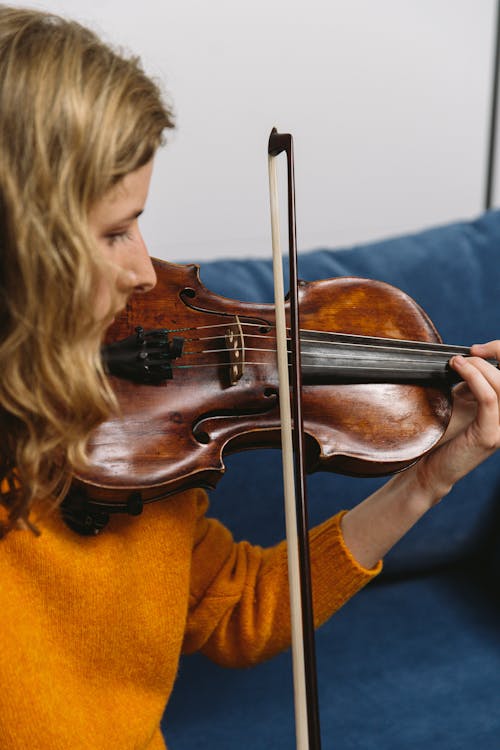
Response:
406,457,454,512
339,455,456,570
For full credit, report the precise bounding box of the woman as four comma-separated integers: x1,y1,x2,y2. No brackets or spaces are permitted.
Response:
0,6,499,749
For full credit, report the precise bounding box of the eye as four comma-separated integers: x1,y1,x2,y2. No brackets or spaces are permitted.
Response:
105,229,134,247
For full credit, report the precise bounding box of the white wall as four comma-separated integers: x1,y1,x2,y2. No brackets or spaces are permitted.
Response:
6,1,497,260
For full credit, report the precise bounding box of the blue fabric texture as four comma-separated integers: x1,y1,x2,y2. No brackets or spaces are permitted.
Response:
162,212,500,748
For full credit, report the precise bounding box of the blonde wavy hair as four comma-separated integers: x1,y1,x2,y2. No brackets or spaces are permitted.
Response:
0,6,174,534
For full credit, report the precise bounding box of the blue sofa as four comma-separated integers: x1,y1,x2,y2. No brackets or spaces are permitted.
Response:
162,212,500,749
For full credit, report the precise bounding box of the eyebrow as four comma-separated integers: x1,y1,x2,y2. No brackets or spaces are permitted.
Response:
103,209,144,230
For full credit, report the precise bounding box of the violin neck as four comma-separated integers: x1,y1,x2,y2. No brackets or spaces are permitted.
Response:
300,332,474,386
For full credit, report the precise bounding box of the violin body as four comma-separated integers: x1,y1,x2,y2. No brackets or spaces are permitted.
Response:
72,258,452,511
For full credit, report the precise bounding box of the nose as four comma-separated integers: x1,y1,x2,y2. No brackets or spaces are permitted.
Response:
129,232,157,294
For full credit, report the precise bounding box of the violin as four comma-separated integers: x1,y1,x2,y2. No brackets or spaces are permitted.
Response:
62,257,484,533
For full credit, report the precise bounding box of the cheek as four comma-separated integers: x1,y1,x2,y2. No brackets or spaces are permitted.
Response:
94,270,116,322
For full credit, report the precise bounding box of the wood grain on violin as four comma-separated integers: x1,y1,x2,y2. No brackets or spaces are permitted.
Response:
72,258,464,508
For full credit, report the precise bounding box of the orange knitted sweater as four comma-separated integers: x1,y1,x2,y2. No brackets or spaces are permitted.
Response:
0,488,381,749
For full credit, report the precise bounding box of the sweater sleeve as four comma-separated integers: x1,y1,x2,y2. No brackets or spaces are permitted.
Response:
183,494,381,667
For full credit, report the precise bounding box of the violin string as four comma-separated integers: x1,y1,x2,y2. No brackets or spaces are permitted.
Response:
180,339,468,365
173,345,465,371
180,346,458,367
174,336,485,372
160,320,471,358
173,363,446,371
170,361,456,374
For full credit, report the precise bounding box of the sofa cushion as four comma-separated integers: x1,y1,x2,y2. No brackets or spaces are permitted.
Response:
163,563,500,749
192,211,500,575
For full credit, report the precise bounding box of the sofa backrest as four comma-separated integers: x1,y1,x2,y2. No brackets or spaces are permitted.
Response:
188,211,500,575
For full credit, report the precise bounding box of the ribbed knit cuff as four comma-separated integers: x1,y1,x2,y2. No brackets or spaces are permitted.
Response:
309,510,382,627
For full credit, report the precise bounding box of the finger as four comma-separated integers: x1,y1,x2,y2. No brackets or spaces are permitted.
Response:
451,356,500,447
470,340,500,360
463,355,500,389
451,356,500,401
450,352,500,388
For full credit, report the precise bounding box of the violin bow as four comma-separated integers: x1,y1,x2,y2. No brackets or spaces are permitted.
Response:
267,129,322,750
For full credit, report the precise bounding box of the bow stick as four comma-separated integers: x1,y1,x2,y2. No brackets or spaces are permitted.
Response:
267,129,322,750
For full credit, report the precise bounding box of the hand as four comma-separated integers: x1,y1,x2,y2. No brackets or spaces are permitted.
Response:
340,341,500,569
415,340,500,503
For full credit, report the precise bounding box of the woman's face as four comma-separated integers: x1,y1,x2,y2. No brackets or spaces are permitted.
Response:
88,159,157,326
